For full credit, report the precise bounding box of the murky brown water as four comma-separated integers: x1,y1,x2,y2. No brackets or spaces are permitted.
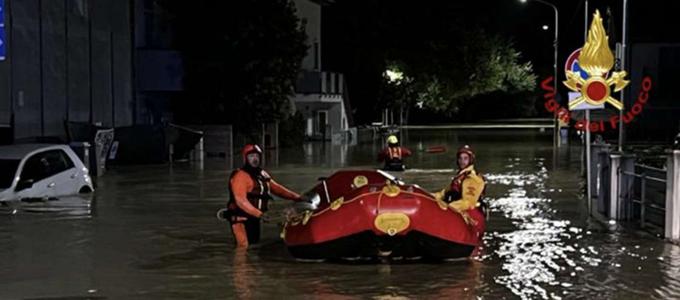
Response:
2,129,680,299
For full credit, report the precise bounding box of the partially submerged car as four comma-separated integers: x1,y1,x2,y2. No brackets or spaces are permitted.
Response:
0,144,93,202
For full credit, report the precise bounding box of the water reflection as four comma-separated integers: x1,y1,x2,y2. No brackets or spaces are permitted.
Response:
487,158,594,299
251,242,487,299
3,129,680,299
656,244,680,299
0,195,93,218
299,143,351,168
233,248,256,300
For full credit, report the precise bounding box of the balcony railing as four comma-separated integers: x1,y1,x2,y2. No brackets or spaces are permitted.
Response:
295,71,344,95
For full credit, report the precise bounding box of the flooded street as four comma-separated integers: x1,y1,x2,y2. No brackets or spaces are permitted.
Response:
2,129,680,299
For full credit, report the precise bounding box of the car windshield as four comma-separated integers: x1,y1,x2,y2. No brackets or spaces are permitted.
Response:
0,159,20,189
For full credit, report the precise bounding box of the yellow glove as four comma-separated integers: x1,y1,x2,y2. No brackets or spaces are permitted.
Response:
431,188,447,202
448,200,470,213
459,210,478,226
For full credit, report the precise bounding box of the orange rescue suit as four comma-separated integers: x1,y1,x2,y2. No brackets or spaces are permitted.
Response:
227,169,300,247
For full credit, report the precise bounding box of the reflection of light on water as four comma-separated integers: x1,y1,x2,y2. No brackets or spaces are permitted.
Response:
487,160,600,300
492,189,548,219
0,196,93,217
491,217,583,299
655,244,680,298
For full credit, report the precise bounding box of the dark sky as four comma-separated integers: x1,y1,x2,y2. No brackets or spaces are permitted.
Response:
320,0,680,123
323,0,680,78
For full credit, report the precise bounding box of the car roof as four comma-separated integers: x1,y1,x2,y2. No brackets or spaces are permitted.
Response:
0,144,68,160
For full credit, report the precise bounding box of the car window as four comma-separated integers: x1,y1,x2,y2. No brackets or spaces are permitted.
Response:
44,150,75,175
0,159,20,188
20,150,75,183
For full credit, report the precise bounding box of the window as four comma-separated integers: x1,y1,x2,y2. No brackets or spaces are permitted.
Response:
0,159,20,189
317,111,328,135
20,150,75,184
45,150,76,176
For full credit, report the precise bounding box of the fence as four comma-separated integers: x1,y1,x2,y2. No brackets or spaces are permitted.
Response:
594,147,680,242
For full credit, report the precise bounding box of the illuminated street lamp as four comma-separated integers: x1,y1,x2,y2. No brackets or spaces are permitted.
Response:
383,68,405,126
385,69,404,84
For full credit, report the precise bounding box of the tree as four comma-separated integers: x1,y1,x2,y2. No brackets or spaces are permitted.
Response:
379,31,536,122
413,31,534,114
165,0,308,131
377,62,416,124
327,1,539,124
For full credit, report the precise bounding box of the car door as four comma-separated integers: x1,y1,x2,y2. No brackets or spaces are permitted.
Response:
41,150,77,197
15,151,52,199
15,150,76,199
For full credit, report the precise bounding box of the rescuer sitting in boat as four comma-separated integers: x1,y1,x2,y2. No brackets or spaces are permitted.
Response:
224,144,306,248
432,145,486,233
377,135,412,171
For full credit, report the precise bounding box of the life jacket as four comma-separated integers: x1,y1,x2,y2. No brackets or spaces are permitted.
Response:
387,146,403,162
227,168,273,218
445,166,488,214
383,147,405,171
444,170,470,203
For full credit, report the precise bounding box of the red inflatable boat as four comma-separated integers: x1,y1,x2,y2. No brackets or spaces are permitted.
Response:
282,170,485,260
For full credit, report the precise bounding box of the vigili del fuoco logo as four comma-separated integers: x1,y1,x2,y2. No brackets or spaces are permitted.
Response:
540,10,652,133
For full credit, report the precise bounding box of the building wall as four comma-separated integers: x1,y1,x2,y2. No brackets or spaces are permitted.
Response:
0,0,134,141
295,95,346,136
134,0,182,125
292,0,320,71
327,97,342,133
290,1,350,139
628,43,680,143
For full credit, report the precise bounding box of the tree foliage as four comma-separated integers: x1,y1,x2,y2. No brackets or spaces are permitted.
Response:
165,0,308,128
326,1,540,123
380,30,537,118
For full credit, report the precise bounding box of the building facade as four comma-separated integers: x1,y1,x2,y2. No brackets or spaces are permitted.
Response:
0,0,134,143
0,0,182,145
291,0,350,141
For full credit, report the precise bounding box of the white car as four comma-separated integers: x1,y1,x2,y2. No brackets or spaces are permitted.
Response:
0,144,93,202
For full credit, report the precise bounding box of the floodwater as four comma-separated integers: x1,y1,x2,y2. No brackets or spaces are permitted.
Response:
2,129,680,300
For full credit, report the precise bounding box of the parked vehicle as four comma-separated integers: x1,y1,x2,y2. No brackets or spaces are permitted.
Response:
0,144,93,202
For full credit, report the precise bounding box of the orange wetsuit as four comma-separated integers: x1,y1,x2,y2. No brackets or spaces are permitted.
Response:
228,168,300,247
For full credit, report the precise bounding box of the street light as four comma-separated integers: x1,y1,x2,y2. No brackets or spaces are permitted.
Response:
384,68,405,126
542,25,549,30
385,69,404,84
520,0,559,146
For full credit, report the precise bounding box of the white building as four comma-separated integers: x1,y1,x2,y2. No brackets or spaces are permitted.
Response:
291,0,350,141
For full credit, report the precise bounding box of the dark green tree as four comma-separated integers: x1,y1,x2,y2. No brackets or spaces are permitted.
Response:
165,0,308,131
380,30,536,120
327,1,539,124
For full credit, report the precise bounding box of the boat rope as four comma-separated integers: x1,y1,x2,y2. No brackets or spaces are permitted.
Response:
376,192,384,215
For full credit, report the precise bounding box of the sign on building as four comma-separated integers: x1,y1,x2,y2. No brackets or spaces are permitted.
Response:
0,0,5,61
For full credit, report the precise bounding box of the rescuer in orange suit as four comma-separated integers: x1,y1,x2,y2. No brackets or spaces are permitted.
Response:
225,144,305,248
377,135,412,171
433,145,486,238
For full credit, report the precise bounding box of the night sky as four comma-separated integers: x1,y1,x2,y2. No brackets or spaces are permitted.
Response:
321,0,680,123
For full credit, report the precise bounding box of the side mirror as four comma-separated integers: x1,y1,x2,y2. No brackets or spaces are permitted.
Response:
15,179,35,191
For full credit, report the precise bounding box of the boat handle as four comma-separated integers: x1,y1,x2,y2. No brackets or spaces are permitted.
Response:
322,180,331,203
